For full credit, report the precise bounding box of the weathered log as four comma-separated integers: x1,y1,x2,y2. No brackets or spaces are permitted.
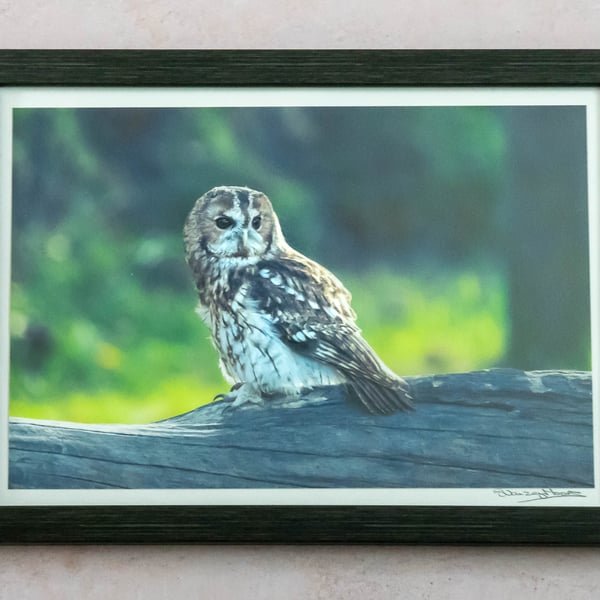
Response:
8,369,593,489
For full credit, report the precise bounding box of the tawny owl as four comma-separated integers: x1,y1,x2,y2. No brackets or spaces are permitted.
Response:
183,185,413,414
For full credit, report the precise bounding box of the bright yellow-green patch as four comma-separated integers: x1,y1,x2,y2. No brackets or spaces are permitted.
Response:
10,377,223,424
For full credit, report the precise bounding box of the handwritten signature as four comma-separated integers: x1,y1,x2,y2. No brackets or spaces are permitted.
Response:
493,488,587,503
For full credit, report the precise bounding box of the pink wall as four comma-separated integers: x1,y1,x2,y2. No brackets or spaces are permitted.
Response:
0,0,598,49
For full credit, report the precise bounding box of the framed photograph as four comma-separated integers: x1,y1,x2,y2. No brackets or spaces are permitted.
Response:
1,50,599,543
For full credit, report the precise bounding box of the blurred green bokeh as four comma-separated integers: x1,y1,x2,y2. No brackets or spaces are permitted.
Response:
9,105,590,423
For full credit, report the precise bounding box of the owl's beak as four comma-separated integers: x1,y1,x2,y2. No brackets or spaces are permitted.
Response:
236,229,249,257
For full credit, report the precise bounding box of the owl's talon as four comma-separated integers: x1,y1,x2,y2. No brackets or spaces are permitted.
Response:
213,382,246,403
214,382,265,411
214,392,236,404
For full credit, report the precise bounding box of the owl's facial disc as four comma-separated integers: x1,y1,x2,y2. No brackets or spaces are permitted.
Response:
199,187,275,260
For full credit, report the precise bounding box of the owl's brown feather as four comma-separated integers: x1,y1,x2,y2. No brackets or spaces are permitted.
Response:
184,185,414,415
249,256,414,413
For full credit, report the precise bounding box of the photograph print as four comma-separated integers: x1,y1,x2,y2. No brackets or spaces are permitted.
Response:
1,88,596,505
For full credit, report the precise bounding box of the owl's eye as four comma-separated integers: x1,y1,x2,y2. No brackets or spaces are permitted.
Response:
215,216,234,230
252,216,262,230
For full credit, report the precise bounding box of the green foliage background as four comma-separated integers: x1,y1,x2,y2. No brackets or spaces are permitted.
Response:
8,105,590,423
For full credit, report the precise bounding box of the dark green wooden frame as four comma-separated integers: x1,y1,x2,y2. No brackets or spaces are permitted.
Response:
1,50,599,544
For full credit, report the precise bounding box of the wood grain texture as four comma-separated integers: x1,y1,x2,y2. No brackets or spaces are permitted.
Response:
8,370,594,490
1,50,600,86
2,504,600,545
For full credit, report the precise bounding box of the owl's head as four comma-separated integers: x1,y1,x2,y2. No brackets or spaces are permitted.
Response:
184,186,288,265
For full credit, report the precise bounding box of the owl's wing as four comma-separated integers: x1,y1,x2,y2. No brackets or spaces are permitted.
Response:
251,256,413,414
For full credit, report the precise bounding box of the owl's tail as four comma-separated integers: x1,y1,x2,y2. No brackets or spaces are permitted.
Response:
346,375,415,415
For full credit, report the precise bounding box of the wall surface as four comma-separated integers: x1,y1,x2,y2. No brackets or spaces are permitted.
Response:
0,0,599,48
1,1,600,598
